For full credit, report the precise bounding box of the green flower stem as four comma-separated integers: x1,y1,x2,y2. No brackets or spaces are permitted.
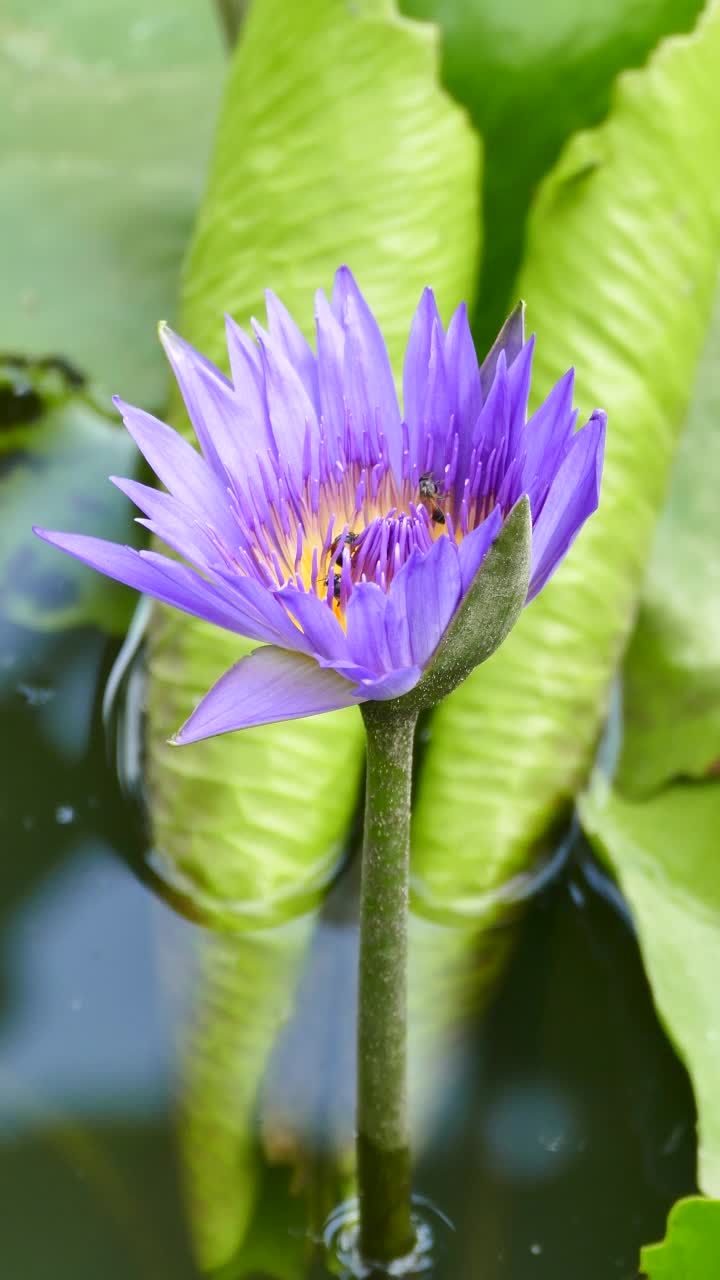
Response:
356,700,418,1265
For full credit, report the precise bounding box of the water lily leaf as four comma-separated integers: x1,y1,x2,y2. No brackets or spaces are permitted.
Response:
0,0,223,406
640,1197,720,1279
146,0,480,924
618,280,720,796
179,920,315,1272
0,357,141,634
581,781,720,1196
401,0,704,347
412,5,720,917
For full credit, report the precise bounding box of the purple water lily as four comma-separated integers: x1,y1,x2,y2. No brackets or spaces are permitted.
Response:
34,268,605,744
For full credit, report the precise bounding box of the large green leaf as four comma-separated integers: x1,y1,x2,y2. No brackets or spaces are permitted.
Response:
581,781,720,1195
618,279,720,796
641,1198,720,1279
0,358,141,635
412,4,720,917
401,0,704,348
146,0,480,925
0,0,223,406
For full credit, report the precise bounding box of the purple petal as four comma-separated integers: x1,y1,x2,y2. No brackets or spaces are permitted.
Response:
506,336,535,460
224,315,275,455
403,288,444,448
345,580,392,674
275,585,349,665
519,368,576,503
265,289,320,410
527,410,606,601
470,350,510,461
112,397,238,547
354,666,423,701
388,535,462,670
332,266,401,473
110,476,224,568
32,530,297,647
384,576,413,670
253,320,319,479
173,646,362,743
457,505,503,592
480,302,526,398
158,324,247,477
314,289,346,457
444,302,481,482
421,320,452,481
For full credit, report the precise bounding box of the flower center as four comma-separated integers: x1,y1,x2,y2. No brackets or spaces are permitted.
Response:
226,419,502,623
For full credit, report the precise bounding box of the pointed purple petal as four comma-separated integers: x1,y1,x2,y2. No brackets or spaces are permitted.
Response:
162,327,274,485
527,410,606,601
224,315,276,456
519,368,576,502
173,646,362,743
445,301,482,483
254,320,319,479
506,335,535,460
471,351,510,461
403,288,444,450
332,266,401,473
422,320,452,481
32,530,293,645
265,289,319,410
457,505,503,592
315,288,346,455
388,535,462,670
112,397,238,547
110,476,225,568
159,324,237,476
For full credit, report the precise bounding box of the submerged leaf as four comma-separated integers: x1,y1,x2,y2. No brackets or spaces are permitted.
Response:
413,5,720,916
0,0,224,405
0,358,141,634
581,780,720,1196
179,920,315,1271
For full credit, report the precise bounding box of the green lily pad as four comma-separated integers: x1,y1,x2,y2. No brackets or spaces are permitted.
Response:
0,0,223,407
0,357,141,634
618,280,720,796
412,5,720,917
401,0,704,347
581,781,720,1196
146,0,480,927
641,1197,720,1279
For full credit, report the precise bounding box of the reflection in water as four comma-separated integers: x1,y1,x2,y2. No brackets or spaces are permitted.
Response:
173,842,696,1280
0,604,698,1280
0,845,172,1128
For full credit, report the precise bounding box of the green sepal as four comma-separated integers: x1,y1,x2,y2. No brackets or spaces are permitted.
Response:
479,300,526,397
405,496,532,713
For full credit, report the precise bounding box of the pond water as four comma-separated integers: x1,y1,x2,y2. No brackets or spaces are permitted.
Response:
0,617,697,1279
